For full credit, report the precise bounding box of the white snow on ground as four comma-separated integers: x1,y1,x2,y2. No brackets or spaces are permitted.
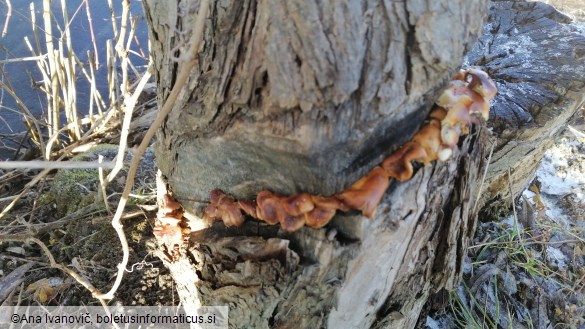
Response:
535,141,585,197
545,246,569,270
425,316,441,329
522,138,585,228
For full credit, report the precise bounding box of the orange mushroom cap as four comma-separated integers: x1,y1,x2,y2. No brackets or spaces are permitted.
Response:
337,166,390,218
305,207,337,228
466,69,497,100
281,193,315,216
256,191,286,225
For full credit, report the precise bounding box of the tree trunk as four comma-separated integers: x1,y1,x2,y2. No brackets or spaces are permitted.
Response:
143,0,490,328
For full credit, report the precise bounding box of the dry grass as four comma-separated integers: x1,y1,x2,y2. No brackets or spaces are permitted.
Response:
428,140,585,328
0,0,162,306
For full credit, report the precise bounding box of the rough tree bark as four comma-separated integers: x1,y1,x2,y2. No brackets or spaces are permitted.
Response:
143,0,491,328
476,1,585,208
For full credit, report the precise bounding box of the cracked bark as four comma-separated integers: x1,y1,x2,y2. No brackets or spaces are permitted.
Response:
142,0,495,328
471,1,585,210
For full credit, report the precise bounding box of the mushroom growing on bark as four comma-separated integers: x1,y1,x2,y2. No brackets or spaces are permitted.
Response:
156,69,497,235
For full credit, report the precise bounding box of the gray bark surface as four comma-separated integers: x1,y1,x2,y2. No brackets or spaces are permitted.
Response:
147,0,487,205
468,1,585,206
142,0,493,328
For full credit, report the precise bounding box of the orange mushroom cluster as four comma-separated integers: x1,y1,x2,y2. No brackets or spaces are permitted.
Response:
168,69,497,234
203,69,496,231
154,194,190,247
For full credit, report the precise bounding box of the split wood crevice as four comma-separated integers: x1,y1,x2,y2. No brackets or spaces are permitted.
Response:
154,69,497,239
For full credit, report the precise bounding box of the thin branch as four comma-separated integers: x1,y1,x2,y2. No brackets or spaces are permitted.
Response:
567,125,585,141
472,136,495,216
107,69,152,182
0,54,48,64
94,0,210,300
0,167,51,221
98,155,111,214
43,0,60,142
1,0,11,38
83,0,99,67
0,160,115,170
0,234,107,307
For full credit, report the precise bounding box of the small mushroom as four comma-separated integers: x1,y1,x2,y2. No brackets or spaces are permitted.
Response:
305,207,337,228
381,143,427,182
204,189,245,226
282,193,315,216
160,194,183,217
411,119,442,165
337,166,390,218
280,214,306,232
466,69,497,100
238,199,258,218
256,190,286,225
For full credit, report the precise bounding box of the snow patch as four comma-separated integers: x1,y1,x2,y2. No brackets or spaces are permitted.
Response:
545,246,568,270
498,34,538,57
536,141,585,197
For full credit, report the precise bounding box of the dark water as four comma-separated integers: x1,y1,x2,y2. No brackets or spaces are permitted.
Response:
0,0,148,159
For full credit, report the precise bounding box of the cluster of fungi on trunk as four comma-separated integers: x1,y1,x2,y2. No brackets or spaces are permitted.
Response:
155,69,497,240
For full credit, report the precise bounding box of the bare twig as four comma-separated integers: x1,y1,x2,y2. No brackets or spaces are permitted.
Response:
3,203,101,235
1,0,12,38
115,0,130,100
97,155,111,214
84,51,96,122
74,51,106,116
0,160,115,170
567,125,585,142
107,0,118,42
59,0,81,141
44,115,97,156
106,39,118,109
43,0,60,142
0,234,107,307
507,167,519,232
472,137,495,216
107,69,152,182
94,0,210,300
0,77,44,154
0,54,48,64
107,0,150,183
83,0,99,67
29,3,42,57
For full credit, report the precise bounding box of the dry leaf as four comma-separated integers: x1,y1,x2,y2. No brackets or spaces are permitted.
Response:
26,278,66,304
70,257,88,276
5,247,25,255
529,184,540,194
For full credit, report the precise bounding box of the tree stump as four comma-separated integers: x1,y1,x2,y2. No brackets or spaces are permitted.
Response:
471,1,585,207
